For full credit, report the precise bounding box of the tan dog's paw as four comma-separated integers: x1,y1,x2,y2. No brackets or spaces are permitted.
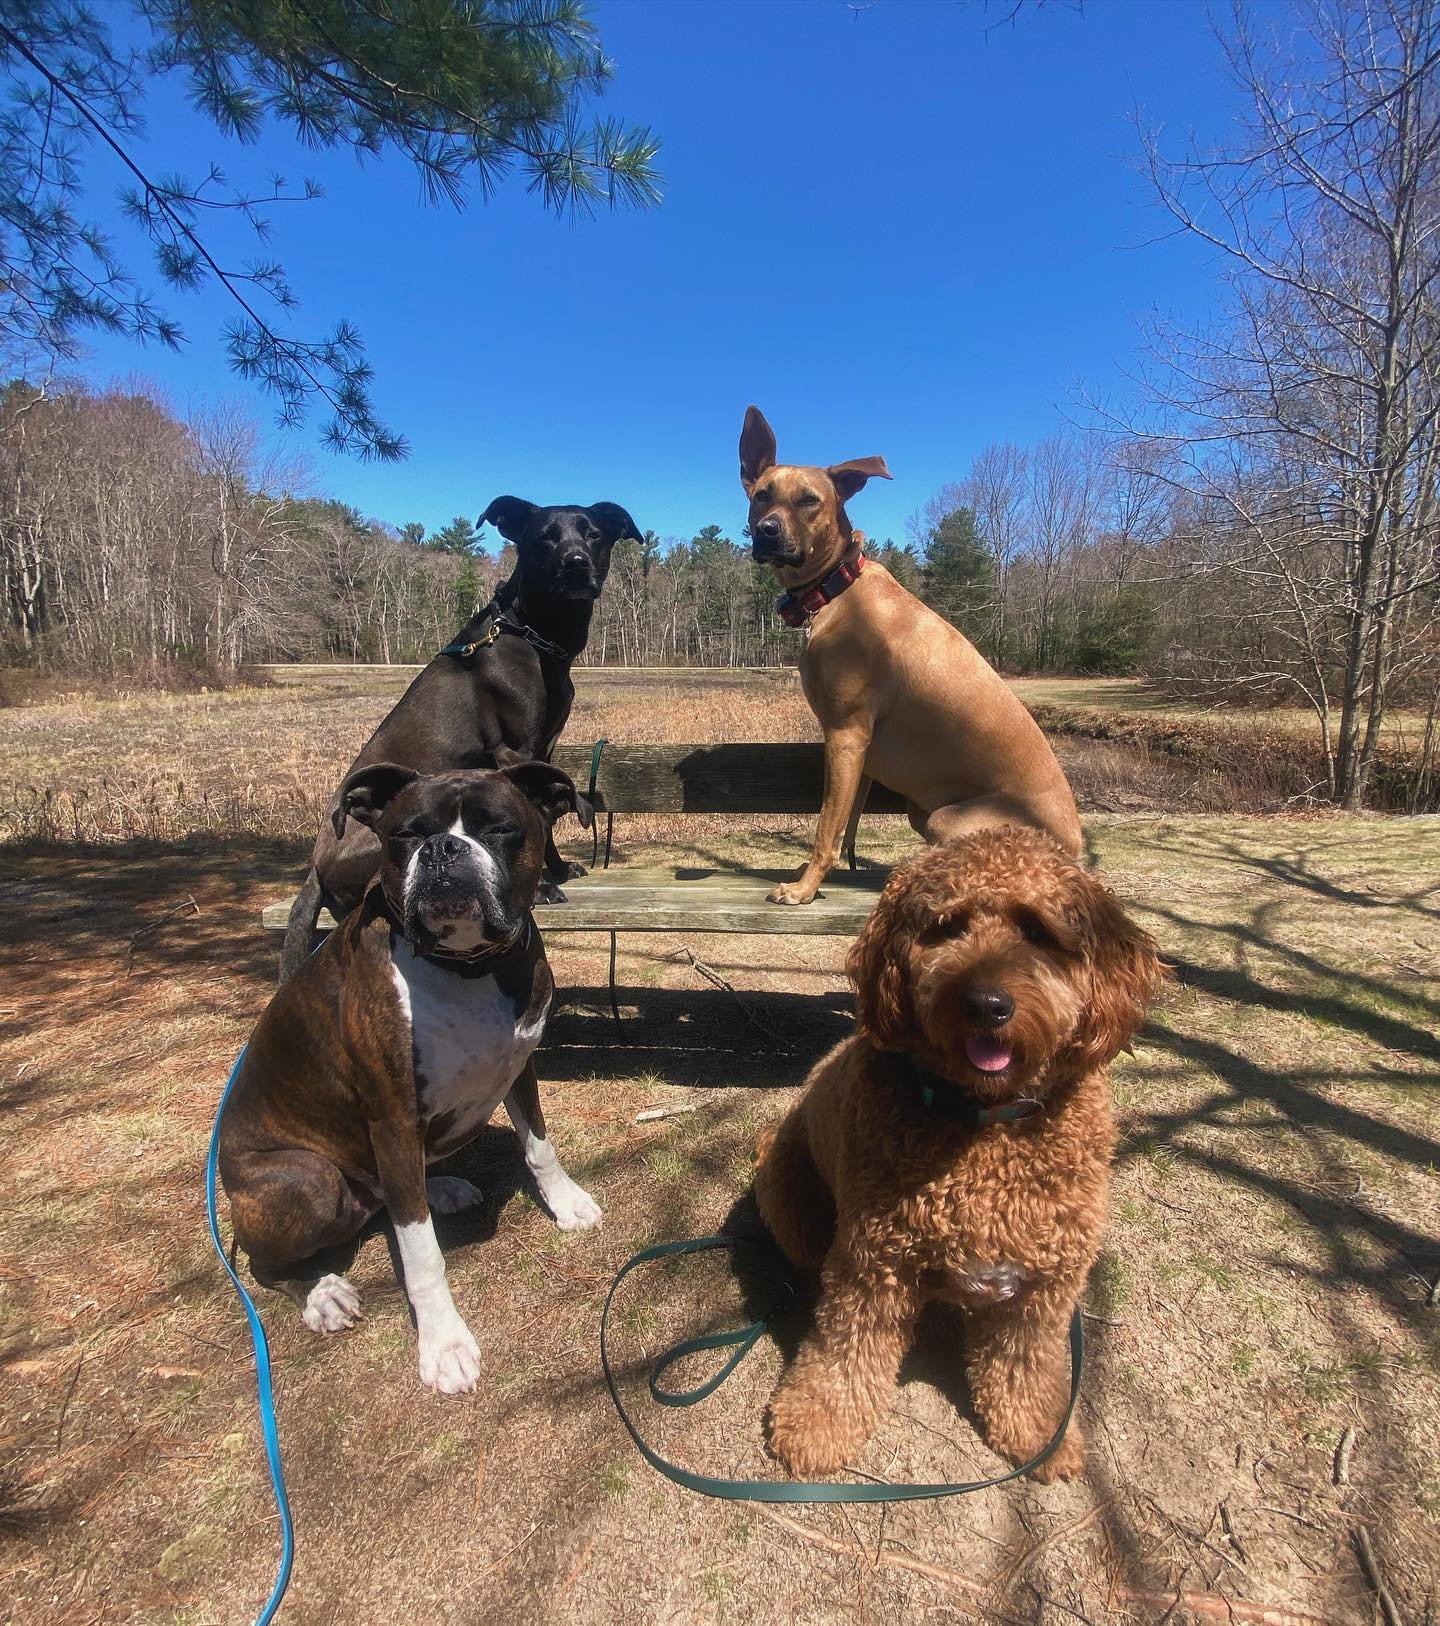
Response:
766,1381,863,1478
1026,1424,1086,1483
767,881,818,906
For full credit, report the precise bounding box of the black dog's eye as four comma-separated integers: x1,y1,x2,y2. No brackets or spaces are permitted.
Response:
798,491,821,507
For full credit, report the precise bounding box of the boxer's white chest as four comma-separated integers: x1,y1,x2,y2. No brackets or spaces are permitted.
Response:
389,950,548,1157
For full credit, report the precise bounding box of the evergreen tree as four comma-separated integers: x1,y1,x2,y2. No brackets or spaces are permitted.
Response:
429,515,480,555
0,2,662,457
399,521,426,548
922,507,994,642
871,538,925,595
452,552,483,623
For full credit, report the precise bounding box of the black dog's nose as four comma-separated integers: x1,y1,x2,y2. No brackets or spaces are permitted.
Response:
562,548,593,574
755,515,783,542
963,985,1014,1026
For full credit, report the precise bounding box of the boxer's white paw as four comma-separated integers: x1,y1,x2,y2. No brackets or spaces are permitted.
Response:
417,1316,482,1396
301,1273,363,1334
426,1176,483,1215
540,1174,603,1232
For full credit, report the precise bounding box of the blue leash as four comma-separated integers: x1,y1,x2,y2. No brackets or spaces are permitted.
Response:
205,1045,294,1623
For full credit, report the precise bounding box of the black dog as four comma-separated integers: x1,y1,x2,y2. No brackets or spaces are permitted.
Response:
278,496,637,983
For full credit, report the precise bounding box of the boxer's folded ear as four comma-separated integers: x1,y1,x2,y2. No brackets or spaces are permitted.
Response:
502,761,586,828
334,762,421,837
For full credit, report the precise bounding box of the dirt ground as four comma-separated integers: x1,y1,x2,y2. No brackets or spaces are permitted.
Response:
1,675,1437,1625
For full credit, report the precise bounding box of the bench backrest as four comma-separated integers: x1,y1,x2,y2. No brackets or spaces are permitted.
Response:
550,742,908,815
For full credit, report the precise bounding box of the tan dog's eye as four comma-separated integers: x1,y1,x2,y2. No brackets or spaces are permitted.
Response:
754,487,772,505
1017,910,1058,948
798,491,821,507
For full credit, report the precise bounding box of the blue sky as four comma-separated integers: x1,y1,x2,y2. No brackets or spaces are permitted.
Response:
75,0,1245,549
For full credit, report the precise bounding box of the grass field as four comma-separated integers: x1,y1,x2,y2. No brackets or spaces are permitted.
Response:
1,669,1437,1623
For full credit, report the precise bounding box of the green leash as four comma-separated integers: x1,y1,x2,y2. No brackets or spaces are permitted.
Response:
600,1234,1084,1503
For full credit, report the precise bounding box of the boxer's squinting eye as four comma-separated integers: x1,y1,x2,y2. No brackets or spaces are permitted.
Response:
479,822,521,840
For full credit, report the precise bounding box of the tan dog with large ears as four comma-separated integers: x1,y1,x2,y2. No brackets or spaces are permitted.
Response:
739,406,1082,905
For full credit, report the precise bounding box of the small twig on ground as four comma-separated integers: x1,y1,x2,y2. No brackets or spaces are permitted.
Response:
125,895,199,972
1219,1501,1250,1566
475,1520,540,1582
1353,1527,1404,1626
998,1498,1114,1589
635,1103,699,1123
672,948,798,1052
1081,1311,1126,1326
1427,1273,1439,1308
1334,1426,1356,1486
755,1505,989,1606
54,1348,86,1450
1113,1587,1333,1625
1258,1505,1327,1533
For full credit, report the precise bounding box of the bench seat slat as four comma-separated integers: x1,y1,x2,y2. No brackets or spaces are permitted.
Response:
551,742,909,815
261,865,889,938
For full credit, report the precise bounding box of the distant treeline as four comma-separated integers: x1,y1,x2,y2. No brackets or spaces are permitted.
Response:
0,380,1169,677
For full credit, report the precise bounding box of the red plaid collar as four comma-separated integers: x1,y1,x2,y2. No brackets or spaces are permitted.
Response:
775,551,867,628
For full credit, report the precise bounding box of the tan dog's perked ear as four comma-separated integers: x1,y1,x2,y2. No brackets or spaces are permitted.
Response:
828,457,893,502
739,405,778,495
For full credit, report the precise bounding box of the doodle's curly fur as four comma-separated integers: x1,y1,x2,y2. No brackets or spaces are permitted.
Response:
755,826,1163,1482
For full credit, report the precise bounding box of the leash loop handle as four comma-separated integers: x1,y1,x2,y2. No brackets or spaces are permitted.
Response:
602,1234,1083,1504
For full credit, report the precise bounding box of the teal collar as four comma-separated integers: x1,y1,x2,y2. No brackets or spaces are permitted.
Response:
895,1053,1043,1127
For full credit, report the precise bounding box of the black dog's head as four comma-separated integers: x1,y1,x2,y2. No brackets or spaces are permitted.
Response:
334,760,588,957
479,498,640,602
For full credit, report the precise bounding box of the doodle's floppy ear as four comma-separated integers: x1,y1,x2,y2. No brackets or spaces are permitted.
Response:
827,456,892,503
480,496,537,542
333,762,420,838
739,405,778,495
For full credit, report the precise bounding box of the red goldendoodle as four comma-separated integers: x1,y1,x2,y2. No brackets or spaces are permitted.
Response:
755,825,1163,1482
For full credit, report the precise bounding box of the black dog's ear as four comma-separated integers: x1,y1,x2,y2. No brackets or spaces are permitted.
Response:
333,762,420,838
827,456,892,503
503,761,592,829
588,501,641,544
740,405,777,495
480,496,536,542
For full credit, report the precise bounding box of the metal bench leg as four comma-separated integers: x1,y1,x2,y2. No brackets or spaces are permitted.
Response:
608,929,624,1038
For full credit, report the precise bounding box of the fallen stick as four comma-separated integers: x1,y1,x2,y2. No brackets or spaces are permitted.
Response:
673,948,798,1052
1352,1527,1404,1626
1112,1587,1338,1625
756,1505,988,1603
1334,1426,1355,1486
635,1103,698,1123
998,1497,1114,1588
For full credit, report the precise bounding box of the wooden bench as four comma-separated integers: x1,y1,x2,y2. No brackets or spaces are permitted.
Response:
261,742,905,1024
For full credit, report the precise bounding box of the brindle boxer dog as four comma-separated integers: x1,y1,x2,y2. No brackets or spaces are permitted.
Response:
739,406,1081,904
221,759,600,1396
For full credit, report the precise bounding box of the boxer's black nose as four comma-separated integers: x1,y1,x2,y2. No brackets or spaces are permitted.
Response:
422,833,466,865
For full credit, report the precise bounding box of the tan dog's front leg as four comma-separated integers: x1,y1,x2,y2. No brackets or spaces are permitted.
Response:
766,1241,917,1476
769,724,870,905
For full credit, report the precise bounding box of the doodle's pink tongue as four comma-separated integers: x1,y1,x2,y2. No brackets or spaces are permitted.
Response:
965,1034,1013,1073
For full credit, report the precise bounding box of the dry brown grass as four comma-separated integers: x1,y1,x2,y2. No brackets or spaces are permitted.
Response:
0,810,1436,1623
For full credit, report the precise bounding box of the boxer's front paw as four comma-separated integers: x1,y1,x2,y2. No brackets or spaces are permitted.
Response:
767,880,818,906
426,1176,483,1215
301,1273,362,1334
535,880,568,906
554,859,587,881
539,1172,603,1231
418,1316,482,1396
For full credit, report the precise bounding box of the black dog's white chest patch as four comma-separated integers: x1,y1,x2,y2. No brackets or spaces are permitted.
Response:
389,951,548,1157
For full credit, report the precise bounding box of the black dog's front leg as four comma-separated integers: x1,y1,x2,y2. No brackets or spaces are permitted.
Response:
537,830,584,904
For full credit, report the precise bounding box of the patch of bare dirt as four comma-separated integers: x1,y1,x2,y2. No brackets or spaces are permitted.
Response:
1,813,1436,1624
